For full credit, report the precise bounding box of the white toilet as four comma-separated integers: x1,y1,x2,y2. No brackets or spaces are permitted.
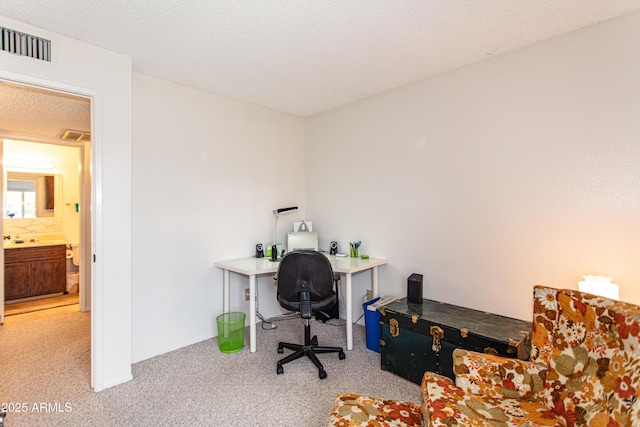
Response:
66,243,80,293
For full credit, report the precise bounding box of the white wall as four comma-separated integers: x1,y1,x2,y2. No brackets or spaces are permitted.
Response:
306,11,640,322
131,74,305,362
0,16,132,391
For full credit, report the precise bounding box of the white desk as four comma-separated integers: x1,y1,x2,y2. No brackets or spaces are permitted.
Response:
214,254,387,352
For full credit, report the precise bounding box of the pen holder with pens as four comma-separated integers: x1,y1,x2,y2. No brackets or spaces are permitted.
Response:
350,241,361,258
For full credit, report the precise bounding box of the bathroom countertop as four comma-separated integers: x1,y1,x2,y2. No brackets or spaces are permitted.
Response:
3,239,67,249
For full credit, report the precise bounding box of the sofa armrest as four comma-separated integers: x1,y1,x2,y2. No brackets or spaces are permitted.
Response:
328,393,423,427
452,348,546,401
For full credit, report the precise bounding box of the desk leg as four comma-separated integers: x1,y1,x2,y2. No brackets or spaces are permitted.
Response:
345,272,353,351
249,274,257,353
372,266,379,298
223,269,230,313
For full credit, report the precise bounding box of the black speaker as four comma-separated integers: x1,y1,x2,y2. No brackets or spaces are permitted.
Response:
255,243,264,258
329,241,338,255
407,273,423,304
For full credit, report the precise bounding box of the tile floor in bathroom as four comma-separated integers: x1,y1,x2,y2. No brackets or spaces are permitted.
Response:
4,293,79,318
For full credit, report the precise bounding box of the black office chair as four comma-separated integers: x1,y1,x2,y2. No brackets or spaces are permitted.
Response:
275,250,345,379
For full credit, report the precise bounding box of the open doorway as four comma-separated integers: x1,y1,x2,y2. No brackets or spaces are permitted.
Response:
0,80,92,366
2,138,86,317
0,19,132,390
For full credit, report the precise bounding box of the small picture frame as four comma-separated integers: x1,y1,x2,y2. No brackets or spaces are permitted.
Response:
293,221,312,232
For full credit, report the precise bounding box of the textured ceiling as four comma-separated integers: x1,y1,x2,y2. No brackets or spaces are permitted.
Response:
1,0,640,128
0,81,90,139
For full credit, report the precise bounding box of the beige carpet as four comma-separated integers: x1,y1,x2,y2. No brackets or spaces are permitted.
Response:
0,310,420,426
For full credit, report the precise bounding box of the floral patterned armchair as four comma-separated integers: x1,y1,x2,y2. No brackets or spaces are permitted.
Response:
422,285,640,426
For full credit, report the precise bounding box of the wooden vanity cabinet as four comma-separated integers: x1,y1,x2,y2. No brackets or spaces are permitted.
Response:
4,244,66,301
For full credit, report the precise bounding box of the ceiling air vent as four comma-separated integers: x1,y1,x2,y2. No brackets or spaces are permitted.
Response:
61,129,91,142
1,26,51,62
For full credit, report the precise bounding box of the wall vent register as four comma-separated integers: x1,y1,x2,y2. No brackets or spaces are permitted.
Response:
1,26,51,62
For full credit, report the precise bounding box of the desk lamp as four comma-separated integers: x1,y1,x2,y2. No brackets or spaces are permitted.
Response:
271,206,298,262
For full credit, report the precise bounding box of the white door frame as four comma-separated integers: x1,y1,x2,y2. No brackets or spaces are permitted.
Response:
0,72,102,390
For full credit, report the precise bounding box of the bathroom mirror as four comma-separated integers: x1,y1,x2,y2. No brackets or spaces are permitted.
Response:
4,172,62,218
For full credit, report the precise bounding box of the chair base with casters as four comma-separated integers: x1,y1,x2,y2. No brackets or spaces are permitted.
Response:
277,318,345,379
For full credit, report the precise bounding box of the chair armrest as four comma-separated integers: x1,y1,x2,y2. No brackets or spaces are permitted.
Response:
452,348,546,401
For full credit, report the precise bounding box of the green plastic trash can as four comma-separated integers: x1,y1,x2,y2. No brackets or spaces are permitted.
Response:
216,312,246,353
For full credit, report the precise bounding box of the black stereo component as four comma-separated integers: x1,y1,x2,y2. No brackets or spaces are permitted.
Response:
407,273,423,304
255,243,264,258
329,241,338,255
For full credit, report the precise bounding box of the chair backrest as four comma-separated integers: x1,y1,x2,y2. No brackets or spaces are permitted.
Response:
531,285,640,426
276,250,335,317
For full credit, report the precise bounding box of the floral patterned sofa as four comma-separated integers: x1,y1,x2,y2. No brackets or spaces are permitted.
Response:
328,285,640,426
423,285,640,426
328,393,423,426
